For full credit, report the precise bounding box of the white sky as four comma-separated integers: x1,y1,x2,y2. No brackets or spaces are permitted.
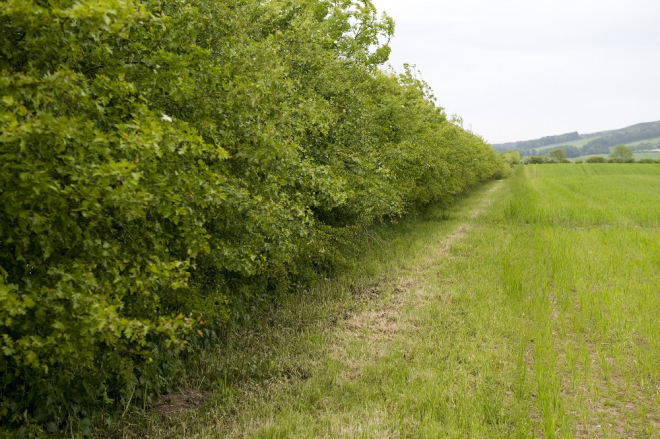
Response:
371,0,660,144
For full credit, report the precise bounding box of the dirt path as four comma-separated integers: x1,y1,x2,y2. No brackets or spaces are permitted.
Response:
330,181,504,400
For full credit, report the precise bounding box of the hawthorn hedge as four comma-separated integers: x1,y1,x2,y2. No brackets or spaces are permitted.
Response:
0,0,508,433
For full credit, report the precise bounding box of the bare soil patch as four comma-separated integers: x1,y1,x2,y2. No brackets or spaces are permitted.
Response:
154,389,213,417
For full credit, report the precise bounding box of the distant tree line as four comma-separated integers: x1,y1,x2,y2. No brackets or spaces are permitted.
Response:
583,123,660,149
494,132,580,151
544,144,610,158
510,144,608,158
495,121,660,158
520,145,660,164
517,139,660,159
630,141,660,151
538,137,660,159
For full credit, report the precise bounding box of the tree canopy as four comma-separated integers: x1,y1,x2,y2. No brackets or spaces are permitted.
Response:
609,145,634,162
549,149,567,161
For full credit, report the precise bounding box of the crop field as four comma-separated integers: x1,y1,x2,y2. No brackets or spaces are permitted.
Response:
500,164,660,437
91,165,660,438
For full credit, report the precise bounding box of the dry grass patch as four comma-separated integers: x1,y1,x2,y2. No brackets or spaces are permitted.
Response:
328,203,491,385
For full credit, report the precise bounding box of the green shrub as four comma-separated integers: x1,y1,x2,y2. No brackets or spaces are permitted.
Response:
638,158,656,163
501,150,521,165
521,156,558,164
585,156,607,163
549,149,567,161
574,159,584,164
492,159,514,179
609,144,634,162
0,0,506,433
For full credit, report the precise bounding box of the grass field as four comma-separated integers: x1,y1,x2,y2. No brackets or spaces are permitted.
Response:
86,165,660,438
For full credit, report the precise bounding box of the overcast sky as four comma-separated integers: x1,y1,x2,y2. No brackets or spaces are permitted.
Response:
371,0,660,144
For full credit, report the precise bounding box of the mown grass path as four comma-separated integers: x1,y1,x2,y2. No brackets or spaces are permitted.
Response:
99,165,660,438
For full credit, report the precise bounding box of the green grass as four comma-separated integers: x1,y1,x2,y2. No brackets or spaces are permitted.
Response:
507,165,660,437
81,166,660,438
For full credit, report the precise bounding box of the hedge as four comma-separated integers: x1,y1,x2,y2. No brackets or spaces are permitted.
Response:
0,0,507,433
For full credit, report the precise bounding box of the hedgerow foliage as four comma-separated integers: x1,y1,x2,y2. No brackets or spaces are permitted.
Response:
0,0,506,433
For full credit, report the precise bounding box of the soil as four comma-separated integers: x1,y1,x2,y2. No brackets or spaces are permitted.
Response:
153,389,213,417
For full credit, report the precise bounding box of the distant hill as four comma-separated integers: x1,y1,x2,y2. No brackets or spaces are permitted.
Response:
494,132,581,151
493,120,660,158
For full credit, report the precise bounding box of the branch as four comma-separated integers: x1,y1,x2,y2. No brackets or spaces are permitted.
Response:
12,31,26,46
82,64,104,74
